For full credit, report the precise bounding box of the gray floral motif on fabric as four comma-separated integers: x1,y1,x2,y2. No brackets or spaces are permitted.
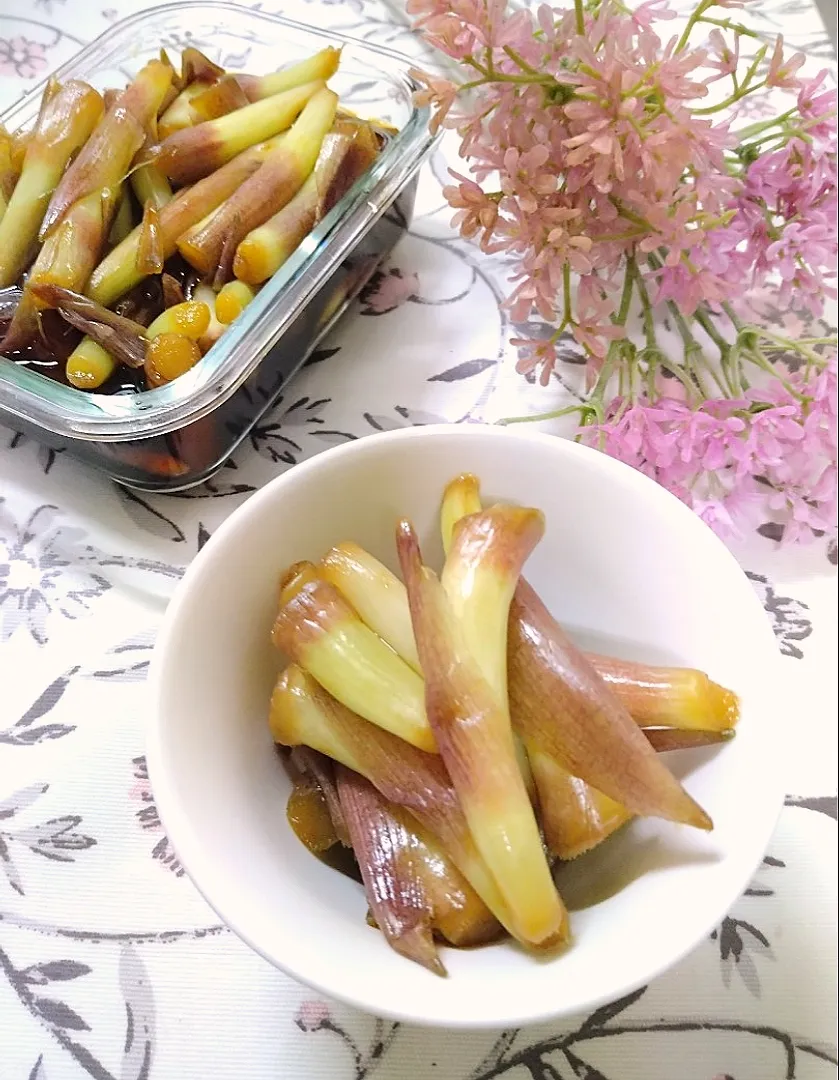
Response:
0,941,157,1080
746,571,814,659
0,782,96,896
294,983,838,1080
0,501,111,645
130,756,184,877
0,498,182,645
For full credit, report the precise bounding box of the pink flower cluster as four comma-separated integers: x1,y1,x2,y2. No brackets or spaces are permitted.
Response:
412,0,836,356
701,76,838,315
581,358,837,541
411,0,838,543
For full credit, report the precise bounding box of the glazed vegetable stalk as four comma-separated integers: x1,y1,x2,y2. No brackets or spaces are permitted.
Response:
0,81,103,288
320,541,422,674
155,81,322,184
335,764,445,975
286,772,341,853
88,138,283,307
180,45,226,85
30,283,148,369
215,281,256,324
271,564,434,753
321,540,536,804
318,531,736,739
589,655,740,732
291,746,350,845
337,765,501,972
177,87,339,282
188,75,251,123
233,132,350,284
269,665,517,937
63,297,210,390
66,337,123,390
8,128,31,173
235,48,342,103
2,189,120,351
234,126,375,285
407,815,502,948
131,147,173,214
158,48,340,137
41,59,173,239
146,300,211,340
108,189,135,246
508,579,713,830
137,202,164,275
644,728,734,752
444,473,721,825
397,518,567,947
438,481,540,806
440,472,482,553
0,128,17,223
291,741,499,951
158,80,217,140
144,333,201,387
193,282,226,352
438,473,630,860
143,301,211,386
528,751,631,861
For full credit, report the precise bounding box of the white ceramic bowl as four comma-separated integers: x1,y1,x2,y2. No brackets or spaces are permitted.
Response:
147,424,784,1028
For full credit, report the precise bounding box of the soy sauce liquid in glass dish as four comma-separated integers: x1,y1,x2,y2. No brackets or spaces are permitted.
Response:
0,258,202,396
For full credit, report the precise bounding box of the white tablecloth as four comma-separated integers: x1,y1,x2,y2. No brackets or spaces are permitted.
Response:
0,0,836,1076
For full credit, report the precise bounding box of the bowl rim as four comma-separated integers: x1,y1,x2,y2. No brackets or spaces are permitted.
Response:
146,423,785,1028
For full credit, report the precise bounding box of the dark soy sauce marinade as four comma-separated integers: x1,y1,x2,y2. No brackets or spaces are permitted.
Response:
1,257,202,395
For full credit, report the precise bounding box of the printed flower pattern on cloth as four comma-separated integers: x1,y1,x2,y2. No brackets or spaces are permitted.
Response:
0,782,96,897
746,571,814,659
130,757,184,877
359,267,421,315
295,999,333,1032
0,501,111,645
0,36,49,78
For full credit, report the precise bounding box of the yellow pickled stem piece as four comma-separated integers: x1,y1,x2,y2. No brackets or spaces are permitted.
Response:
215,280,256,324
65,338,116,390
145,333,201,387
145,301,210,341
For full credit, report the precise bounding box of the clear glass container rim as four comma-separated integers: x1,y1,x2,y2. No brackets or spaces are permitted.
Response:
0,1,439,441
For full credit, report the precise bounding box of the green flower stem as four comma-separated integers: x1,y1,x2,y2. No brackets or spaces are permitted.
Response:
574,0,586,35
736,108,798,141
665,301,727,399
615,257,636,325
693,45,768,116
692,306,740,396
740,343,808,400
635,269,657,348
674,0,714,52
498,403,590,426
721,301,744,332
642,254,725,398
562,263,573,326
626,341,640,404
750,327,835,367
502,46,541,76
635,272,700,400
697,15,761,38
461,57,556,89
694,78,768,116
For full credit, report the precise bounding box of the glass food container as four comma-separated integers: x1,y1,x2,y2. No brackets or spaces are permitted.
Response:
0,2,436,490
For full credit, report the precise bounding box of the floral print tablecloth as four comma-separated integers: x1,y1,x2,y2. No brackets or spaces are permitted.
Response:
0,0,836,1077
